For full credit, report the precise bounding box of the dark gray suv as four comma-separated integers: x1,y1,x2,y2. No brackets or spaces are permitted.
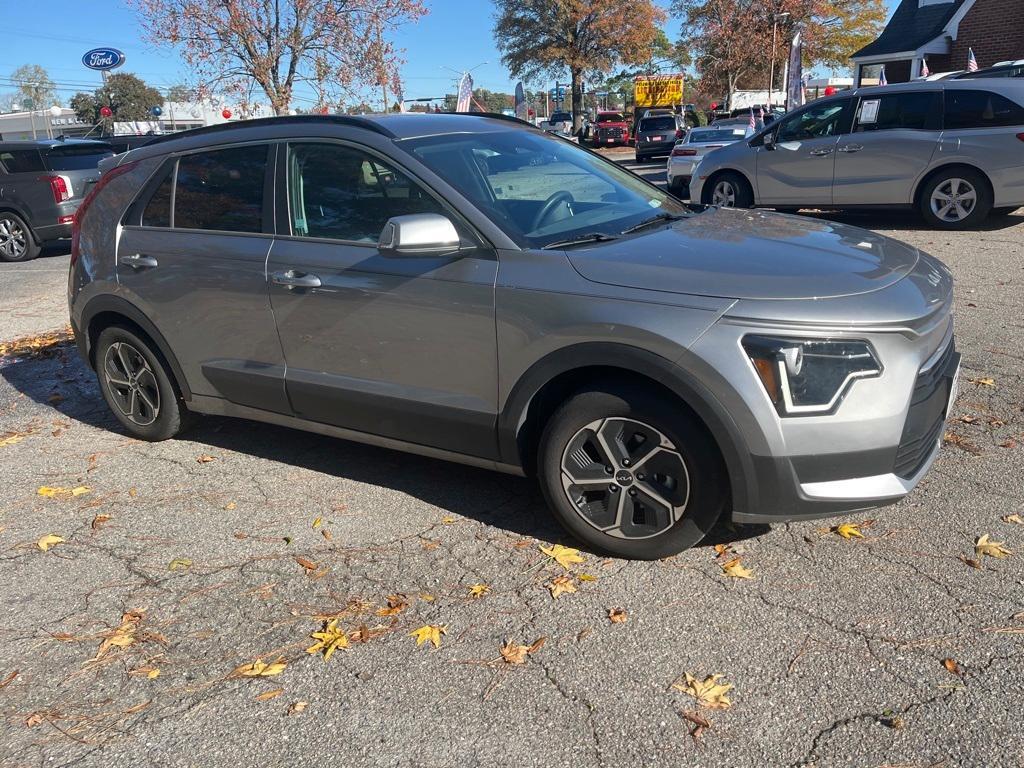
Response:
69,114,959,559
0,139,112,261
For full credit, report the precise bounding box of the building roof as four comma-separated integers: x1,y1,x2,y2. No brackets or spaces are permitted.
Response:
853,0,966,59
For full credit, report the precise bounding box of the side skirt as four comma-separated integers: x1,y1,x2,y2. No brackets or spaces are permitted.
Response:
185,394,526,477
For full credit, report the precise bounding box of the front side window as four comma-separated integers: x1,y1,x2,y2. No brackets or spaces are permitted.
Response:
174,145,268,233
854,92,941,132
403,128,688,248
776,99,852,142
287,143,444,243
0,149,44,173
944,89,1024,129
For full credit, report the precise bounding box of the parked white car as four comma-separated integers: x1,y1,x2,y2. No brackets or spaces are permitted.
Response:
666,126,750,196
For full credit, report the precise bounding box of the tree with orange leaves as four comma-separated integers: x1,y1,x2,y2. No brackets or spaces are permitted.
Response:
494,0,666,133
128,0,427,115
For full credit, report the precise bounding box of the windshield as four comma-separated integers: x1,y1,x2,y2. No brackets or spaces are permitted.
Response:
640,116,676,131
597,113,624,122
44,144,113,171
403,129,688,249
688,129,745,143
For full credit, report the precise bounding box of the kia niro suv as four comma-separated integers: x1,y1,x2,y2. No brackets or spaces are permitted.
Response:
69,114,959,559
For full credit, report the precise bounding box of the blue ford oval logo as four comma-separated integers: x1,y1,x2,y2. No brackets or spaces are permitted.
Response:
82,48,126,71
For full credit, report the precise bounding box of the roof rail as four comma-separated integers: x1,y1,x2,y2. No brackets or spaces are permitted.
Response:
457,111,541,130
142,114,395,149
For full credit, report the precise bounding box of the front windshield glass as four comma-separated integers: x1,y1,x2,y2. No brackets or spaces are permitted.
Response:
597,113,624,122
403,129,688,249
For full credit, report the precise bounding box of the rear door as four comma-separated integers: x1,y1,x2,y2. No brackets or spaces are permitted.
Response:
116,143,289,413
266,141,499,458
0,147,47,232
755,98,854,205
833,90,941,204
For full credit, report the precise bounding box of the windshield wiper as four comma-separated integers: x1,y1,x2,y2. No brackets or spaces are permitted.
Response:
620,212,688,235
541,232,619,249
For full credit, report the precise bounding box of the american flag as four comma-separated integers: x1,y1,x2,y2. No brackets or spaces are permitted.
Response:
748,107,756,132
878,65,888,86
967,48,979,72
920,58,930,78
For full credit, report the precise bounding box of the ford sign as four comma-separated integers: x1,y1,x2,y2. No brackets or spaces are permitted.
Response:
82,48,126,71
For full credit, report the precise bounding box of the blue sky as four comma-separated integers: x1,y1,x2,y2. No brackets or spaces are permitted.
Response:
0,0,902,106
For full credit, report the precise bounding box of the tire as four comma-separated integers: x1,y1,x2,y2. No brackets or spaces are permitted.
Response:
919,167,992,230
668,179,689,199
537,383,728,560
0,212,40,262
94,324,193,441
702,171,754,209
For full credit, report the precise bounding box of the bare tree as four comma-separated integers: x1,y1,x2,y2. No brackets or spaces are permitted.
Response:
129,0,427,115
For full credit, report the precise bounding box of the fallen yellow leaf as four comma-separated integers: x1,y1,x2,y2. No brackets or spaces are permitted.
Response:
0,434,25,447
287,700,308,715
673,673,734,710
311,517,322,529
36,534,64,552
409,624,446,648
1001,514,1023,525
255,688,284,702
234,658,287,677
546,574,577,598
577,573,598,582
224,501,237,510
307,619,349,661
196,454,217,463
942,658,961,675
168,558,192,571
970,377,995,388
71,486,90,497
500,640,530,665
540,543,585,569
37,487,62,498
91,513,111,531
975,534,1012,559
468,584,490,598
608,608,628,623
721,557,753,579
834,523,864,539
376,594,409,616
441,515,456,524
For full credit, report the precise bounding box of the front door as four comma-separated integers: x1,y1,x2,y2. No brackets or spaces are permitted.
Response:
116,144,289,413
267,141,499,459
756,98,854,205
833,90,942,205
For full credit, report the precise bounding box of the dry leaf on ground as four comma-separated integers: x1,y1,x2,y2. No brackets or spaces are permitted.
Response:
255,688,284,702
942,658,961,675
608,608,628,623
409,624,446,648
376,594,409,616
234,658,287,677
546,574,577,598
307,619,349,661
833,522,864,539
36,534,64,552
196,454,217,463
975,534,1012,559
287,700,308,715
721,558,753,579
1000,514,1023,525
539,543,585,569
673,672,734,709
168,558,192,571
468,584,490,598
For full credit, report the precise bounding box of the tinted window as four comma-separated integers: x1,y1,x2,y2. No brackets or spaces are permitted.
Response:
287,143,444,243
640,116,676,131
945,89,1024,129
598,113,624,122
174,145,267,232
550,112,571,122
854,91,941,132
0,149,44,173
776,99,852,142
43,145,113,171
142,164,174,228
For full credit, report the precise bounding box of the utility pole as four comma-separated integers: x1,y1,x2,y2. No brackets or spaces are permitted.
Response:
769,12,790,108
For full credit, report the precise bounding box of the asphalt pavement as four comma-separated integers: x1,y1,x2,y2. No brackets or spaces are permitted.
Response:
1,160,1022,767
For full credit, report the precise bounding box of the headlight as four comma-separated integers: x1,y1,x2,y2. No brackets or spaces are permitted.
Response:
742,336,882,416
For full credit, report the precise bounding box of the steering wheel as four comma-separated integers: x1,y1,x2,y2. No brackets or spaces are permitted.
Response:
531,191,575,231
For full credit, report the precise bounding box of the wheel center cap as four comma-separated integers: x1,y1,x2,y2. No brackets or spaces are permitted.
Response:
615,470,634,487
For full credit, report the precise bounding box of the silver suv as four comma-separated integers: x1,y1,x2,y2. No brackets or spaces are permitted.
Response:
691,79,1024,229
69,114,959,559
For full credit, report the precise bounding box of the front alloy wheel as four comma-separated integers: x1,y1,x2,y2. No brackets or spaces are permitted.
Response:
712,179,737,207
103,341,161,426
560,417,690,540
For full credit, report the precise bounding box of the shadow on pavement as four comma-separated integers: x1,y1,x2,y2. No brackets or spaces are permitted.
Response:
3,343,766,554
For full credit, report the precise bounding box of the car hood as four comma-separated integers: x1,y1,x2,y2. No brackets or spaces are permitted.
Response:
566,208,920,301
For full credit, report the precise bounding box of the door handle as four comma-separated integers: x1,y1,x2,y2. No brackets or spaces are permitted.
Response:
119,253,158,269
809,148,834,157
838,144,864,153
271,270,322,289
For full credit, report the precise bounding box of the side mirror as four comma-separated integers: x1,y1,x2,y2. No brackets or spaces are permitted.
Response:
763,131,777,150
378,213,462,257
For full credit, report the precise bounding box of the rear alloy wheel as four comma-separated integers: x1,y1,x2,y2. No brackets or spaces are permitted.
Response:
703,172,753,209
538,385,727,559
0,212,40,262
95,325,192,441
920,168,992,229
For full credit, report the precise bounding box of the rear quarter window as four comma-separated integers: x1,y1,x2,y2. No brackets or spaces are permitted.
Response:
944,89,1024,129
0,149,44,173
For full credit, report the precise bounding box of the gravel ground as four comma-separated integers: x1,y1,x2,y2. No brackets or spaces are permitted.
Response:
1,165,1022,767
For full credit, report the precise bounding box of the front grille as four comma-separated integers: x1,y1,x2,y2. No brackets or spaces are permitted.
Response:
598,127,624,140
893,337,958,479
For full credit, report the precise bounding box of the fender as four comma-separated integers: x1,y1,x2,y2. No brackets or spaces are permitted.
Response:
79,294,193,400
498,342,756,516
0,202,37,237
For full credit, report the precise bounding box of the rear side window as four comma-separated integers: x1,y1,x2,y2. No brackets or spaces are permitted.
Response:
944,89,1024,129
0,149,44,173
174,145,268,232
44,145,114,171
854,92,941,132
142,164,174,228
